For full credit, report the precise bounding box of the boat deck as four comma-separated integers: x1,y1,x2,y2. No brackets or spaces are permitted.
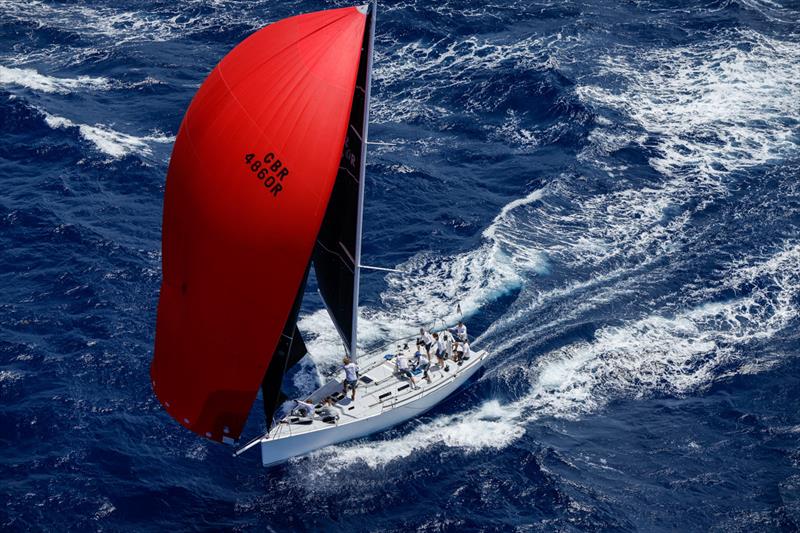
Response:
268,339,485,441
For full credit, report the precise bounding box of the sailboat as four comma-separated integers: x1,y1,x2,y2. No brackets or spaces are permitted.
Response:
151,3,487,467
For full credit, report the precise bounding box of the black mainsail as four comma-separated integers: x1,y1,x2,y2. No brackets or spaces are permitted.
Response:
313,5,374,360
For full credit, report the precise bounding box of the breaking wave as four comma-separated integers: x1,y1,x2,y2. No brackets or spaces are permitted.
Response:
0,65,111,94
43,112,173,159
577,28,800,178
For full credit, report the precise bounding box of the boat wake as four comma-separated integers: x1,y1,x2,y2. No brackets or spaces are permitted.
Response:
295,242,800,475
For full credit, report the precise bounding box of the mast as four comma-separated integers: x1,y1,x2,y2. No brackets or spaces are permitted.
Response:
351,2,376,362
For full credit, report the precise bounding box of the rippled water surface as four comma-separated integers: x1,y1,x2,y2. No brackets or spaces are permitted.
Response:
2,0,800,530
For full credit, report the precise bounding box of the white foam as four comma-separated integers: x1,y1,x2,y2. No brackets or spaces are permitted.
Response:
303,400,524,473
0,65,110,94
290,355,322,393
523,242,800,411
184,443,209,461
498,29,800,272
0,369,23,383
93,500,115,520
43,112,173,159
388,163,415,174
0,0,262,47
486,109,541,150
372,34,554,123
519,248,800,420
577,29,800,179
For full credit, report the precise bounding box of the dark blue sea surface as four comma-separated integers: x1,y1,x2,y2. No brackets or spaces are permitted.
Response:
2,0,800,530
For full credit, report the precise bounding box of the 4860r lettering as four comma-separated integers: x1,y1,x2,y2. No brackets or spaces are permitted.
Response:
244,153,289,197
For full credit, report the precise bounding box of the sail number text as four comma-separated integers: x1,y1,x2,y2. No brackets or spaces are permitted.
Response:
244,153,289,197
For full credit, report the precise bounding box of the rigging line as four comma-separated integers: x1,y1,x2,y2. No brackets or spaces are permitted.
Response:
349,124,363,141
339,241,356,265
359,264,404,273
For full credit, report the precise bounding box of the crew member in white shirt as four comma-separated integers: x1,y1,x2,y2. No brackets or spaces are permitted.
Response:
453,321,467,342
433,332,447,369
443,329,454,360
342,357,360,401
395,352,417,388
294,399,315,418
419,328,434,356
414,350,431,383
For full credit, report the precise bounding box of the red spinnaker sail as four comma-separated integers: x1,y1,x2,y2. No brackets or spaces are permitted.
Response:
151,6,367,443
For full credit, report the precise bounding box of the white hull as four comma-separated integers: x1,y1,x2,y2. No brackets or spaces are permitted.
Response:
259,347,487,467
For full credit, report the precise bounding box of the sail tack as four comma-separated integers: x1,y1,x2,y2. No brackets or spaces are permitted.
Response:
151,7,368,443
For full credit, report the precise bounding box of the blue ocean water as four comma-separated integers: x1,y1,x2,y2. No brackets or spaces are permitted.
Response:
2,0,800,530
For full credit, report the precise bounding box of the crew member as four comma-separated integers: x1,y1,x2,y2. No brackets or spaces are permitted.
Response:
433,332,447,368
450,321,468,342
419,328,434,356
294,398,315,418
342,357,359,401
442,329,455,360
461,340,471,360
396,352,417,388
319,398,339,423
414,350,432,383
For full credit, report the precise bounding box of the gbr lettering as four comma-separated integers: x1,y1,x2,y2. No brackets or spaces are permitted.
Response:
244,152,290,198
